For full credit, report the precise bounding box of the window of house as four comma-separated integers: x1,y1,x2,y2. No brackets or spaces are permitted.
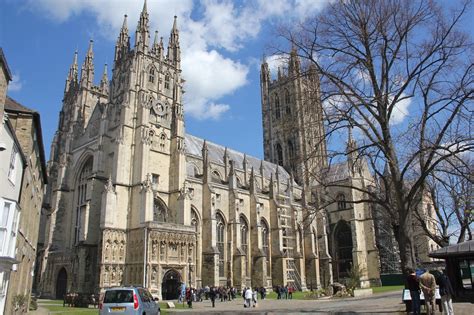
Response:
8,146,18,183
153,198,167,222
337,193,347,210
0,202,11,254
288,140,296,172
148,68,155,83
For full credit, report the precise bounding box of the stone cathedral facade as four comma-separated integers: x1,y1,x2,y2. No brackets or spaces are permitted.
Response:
37,2,380,299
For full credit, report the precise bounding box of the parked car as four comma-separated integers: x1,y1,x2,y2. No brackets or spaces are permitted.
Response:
99,287,160,315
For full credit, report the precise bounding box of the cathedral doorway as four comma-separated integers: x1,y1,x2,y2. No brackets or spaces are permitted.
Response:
161,269,181,300
55,268,68,299
334,221,353,280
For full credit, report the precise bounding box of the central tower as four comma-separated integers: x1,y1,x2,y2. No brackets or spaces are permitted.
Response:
260,50,327,187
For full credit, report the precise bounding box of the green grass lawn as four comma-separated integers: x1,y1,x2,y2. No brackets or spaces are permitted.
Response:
38,299,98,315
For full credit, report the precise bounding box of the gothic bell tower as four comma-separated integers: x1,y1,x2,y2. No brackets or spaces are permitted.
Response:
260,49,327,187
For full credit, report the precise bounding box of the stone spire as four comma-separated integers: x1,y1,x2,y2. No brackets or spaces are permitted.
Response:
115,14,130,62
64,50,78,94
167,16,181,67
80,40,94,88
346,126,359,175
151,31,163,57
288,45,300,75
100,63,109,94
135,0,150,53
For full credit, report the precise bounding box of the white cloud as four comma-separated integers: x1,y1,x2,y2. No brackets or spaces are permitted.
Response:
390,93,411,125
24,0,331,120
8,73,23,92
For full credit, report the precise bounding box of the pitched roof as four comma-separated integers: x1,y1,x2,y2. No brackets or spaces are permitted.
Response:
4,96,48,184
5,96,36,113
185,133,292,183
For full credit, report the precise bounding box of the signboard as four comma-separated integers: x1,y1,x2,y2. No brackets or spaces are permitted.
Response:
402,289,440,301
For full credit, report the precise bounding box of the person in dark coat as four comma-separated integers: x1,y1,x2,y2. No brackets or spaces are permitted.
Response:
437,269,455,315
406,268,421,315
209,286,216,308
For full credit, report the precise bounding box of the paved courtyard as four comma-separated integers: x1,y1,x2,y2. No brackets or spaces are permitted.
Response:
165,291,473,315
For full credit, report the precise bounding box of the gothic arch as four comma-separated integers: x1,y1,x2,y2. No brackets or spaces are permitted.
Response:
216,211,226,277
333,220,353,280
336,193,347,210
275,143,283,166
72,151,94,184
153,196,169,222
147,64,158,84
55,267,68,299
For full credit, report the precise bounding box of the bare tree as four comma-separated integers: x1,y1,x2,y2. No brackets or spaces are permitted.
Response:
274,0,474,274
415,157,473,246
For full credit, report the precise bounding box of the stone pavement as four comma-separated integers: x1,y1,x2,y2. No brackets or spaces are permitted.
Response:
165,291,474,315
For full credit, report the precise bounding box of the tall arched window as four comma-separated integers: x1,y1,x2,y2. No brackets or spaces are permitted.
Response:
75,157,93,244
148,67,155,83
216,213,225,277
261,219,270,277
276,143,283,166
153,197,168,222
164,74,170,89
285,89,291,114
274,94,281,119
334,220,353,279
337,193,347,210
288,140,296,172
191,208,199,267
240,216,249,276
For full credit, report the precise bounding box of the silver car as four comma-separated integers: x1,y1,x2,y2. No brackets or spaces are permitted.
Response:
99,287,160,315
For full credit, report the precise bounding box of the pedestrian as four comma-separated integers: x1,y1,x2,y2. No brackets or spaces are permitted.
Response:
276,285,281,299
244,287,253,308
437,269,455,315
419,269,436,315
252,287,258,307
406,268,421,315
209,286,216,308
288,285,293,299
284,285,288,299
186,288,193,308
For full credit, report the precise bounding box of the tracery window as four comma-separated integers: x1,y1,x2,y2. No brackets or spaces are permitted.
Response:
164,74,170,89
288,140,296,172
240,215,249,276
274,94,281,119
216,213,225,277
148,68,155,83
337,193,347,210
285,89,291,115
261,219,271,277
153,197,168,222
75,157,92,244
276,143,283,166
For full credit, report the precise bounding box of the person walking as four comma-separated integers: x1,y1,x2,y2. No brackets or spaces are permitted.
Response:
276,285,281,299
288,285,293,299
252,287,258,307
419,269,436,315
437,269,455,315
406,268,421,315
244,287,253,308
209,286,216,308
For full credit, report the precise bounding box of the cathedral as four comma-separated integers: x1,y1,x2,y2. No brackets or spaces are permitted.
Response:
36,2,381,299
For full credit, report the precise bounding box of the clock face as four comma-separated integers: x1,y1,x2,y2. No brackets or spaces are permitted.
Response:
152,100,165,116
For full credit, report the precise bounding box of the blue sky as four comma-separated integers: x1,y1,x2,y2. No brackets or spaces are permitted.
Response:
0,0,330,159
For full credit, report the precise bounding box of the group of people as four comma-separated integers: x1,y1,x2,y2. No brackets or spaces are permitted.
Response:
274,284,295,299
406,268,454,315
